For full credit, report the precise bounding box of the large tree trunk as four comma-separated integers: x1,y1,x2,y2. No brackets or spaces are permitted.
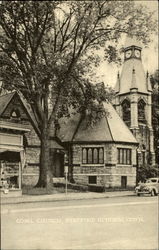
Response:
36,121,53,189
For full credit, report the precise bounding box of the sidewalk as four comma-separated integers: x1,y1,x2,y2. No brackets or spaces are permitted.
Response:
1,191,135,205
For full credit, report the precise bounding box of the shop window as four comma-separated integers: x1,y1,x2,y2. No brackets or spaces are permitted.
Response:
88,176,97,184
0,161,21,190
82,147,104,164
138,99,146,123
118,148,132,165
122,99,131,124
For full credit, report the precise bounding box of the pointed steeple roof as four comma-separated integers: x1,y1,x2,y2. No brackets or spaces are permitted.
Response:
130,68,138,90
114,72,120,93
116,36,149,95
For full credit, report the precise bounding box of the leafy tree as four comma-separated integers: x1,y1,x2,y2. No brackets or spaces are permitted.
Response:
137,164,158,183
0,1,157,188
150,70,159,165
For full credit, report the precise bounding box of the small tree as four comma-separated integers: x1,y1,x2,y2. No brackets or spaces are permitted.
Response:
0,1,157,188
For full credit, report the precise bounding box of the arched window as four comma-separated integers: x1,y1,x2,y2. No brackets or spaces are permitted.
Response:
138,99,146,123
122,99,131,124
82,149,87,164
99,148,104,164
93,148,98,164
88,148,92,164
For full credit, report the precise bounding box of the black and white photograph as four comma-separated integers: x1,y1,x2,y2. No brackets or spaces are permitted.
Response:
0,1,158,249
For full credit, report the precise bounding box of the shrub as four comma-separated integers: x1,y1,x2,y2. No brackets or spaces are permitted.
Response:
54,182,88,192
88,185,105,192
137,164,159,183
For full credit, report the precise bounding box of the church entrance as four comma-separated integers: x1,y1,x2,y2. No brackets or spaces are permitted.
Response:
51,152,64,178
49,140,65,178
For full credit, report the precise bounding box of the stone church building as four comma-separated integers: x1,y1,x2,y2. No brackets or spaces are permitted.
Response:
113,37,155,167
0,38,155,193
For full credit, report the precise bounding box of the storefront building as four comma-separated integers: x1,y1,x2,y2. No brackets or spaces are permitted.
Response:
0,120,29,196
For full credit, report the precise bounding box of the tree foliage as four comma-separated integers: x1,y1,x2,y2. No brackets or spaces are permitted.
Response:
0,1,157,188
137,164,158,183
150,70,159,165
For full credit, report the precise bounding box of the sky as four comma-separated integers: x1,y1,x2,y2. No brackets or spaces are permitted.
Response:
96,0,158,88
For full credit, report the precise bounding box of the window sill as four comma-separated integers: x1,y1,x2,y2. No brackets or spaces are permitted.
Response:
81,164,104,167
117,164,133,166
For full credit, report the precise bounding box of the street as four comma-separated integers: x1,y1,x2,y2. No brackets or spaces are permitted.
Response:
1,196,158,250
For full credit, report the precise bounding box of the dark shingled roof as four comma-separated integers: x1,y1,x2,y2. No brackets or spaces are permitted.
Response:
58,102,138,144
0,92,137,145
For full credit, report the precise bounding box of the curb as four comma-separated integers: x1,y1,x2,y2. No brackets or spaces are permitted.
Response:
1,192,135,205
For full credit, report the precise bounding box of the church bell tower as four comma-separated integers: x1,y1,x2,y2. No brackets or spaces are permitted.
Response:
113,37,155,166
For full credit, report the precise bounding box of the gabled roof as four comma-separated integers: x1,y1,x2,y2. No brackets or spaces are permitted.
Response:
17,91,40,136
58,102,138,144
0,91,40,136
0,92,15,116
0,92,66,150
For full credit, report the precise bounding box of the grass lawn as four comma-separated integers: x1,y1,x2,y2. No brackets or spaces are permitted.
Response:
22,185,87,195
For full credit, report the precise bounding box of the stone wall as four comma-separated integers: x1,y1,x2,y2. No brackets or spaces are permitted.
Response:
114,92,154,165
71,143,137,188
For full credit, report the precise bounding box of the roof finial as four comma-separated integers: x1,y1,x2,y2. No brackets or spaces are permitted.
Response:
130,67,138,91
115,71,120,93
146,70,152,92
